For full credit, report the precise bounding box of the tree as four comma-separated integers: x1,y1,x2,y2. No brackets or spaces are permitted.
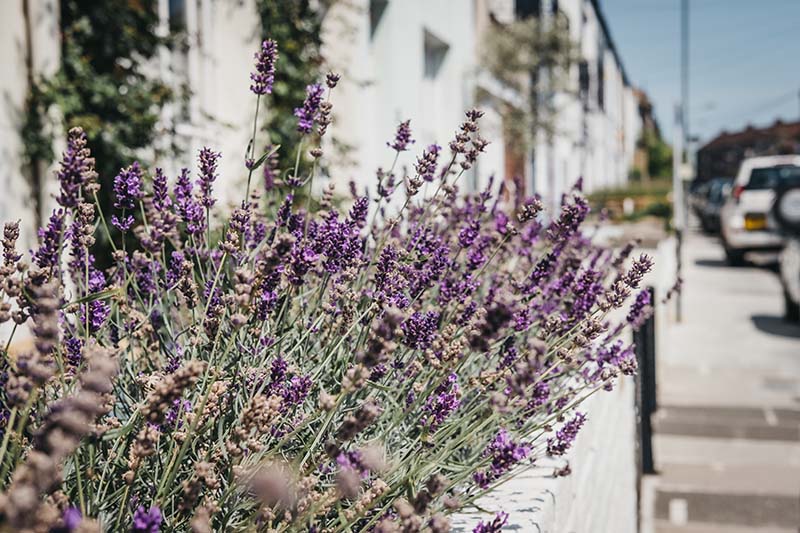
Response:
480,13,576,157
21,0,171,257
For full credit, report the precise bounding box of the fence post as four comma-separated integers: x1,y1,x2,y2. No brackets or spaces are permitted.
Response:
634,285,657,475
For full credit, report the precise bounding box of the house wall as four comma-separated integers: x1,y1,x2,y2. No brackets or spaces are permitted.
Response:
0,0,61,252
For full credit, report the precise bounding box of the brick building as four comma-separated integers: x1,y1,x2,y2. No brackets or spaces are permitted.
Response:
696,119,800,180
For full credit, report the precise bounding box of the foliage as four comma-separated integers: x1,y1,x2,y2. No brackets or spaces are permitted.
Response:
641,129,673,179
0,38,652,533
480,13,577,155
21,0,172,258
255,0,335,165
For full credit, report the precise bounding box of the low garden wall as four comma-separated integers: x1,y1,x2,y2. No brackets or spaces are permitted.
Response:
452,357,638,532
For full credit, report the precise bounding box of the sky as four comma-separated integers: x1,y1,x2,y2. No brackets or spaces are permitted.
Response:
601,0,800,144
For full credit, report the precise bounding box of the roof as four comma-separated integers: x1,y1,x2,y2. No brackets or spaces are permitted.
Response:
590,0,630,86
700,120,800,152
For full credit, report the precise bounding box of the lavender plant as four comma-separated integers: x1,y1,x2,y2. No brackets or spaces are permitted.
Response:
0,39,653,533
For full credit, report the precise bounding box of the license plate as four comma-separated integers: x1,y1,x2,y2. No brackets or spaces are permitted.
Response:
744,214,767,230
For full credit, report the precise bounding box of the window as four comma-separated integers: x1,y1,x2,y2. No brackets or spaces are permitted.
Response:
370,0,389,39
578,60,589,101
597,54,605,111
423,29,449,79
515,0,540,19
169,0,186,33
747,165,800,190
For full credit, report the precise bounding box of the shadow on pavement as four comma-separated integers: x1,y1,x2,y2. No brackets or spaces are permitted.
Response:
694,258,728,268
750,314,800,339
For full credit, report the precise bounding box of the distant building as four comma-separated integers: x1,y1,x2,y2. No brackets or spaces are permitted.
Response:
697,119,800,180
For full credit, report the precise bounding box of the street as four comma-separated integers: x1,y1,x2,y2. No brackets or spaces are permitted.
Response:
647,228,800,532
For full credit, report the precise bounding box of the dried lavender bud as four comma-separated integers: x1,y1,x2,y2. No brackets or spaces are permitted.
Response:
326,72,340,88
141,360,206,425
336,398,382,441
2,220,21,268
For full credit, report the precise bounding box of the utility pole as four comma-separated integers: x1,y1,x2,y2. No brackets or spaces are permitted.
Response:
674,0,689,323
673,104,684,323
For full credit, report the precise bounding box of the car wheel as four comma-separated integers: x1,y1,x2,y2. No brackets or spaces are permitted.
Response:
785,287,800,323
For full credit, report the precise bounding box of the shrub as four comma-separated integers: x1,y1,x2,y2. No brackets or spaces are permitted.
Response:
0,39,652,532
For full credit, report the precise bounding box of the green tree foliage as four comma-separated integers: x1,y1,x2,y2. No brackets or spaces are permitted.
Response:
256,0,331,165
642,129,673,179
481,13,576,156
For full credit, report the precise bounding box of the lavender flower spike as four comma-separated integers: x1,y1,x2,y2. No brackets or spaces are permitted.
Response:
57,127,98,208
250,39,279,95
198,147,221,209
387,119,414,152
113,161,144,210
294,83,325,134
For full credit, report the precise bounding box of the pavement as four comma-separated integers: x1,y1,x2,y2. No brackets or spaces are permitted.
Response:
644,228,800,533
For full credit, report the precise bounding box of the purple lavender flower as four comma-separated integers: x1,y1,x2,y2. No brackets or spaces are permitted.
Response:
415,143,441,181
56,128,97,208
79,299,110,332
62,506,82,530
250,39,278,95
174,169,205,235
33,210,65,269
336,450,370,479
473,429,531,488
546,412,587,456
348,196,369,228
622,254,654,289
197,148,220,209
65,338,82,368
294,83,324,133
527,251,558,290
374,245,410,308
111,214,135,232
282,375,313,407
458,219,480,248
422,373,460,432
132,505,162,533
472,512,508,533
401,311,439,350
627,288,653,329
313,210,363,274
164,398,192,427
547,194,590,247
113,162,144,210
152,168,172,211
277,195,294,226
387,120,414,152
288,245,318,286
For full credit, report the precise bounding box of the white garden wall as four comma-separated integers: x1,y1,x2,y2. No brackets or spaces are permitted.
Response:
453,377,638,533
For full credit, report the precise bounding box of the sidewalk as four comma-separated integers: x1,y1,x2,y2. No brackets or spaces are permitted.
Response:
645,229,800,532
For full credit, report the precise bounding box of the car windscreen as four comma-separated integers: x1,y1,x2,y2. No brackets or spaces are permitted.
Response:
746,165,800,190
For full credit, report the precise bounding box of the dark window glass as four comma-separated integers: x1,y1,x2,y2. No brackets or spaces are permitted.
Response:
515,0,541,19
747,165,800,189
169,0,186,33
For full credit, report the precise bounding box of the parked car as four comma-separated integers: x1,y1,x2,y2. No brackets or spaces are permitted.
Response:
697,177,733,234
720,155,800,265
688,180,710,218
772,180,800,322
